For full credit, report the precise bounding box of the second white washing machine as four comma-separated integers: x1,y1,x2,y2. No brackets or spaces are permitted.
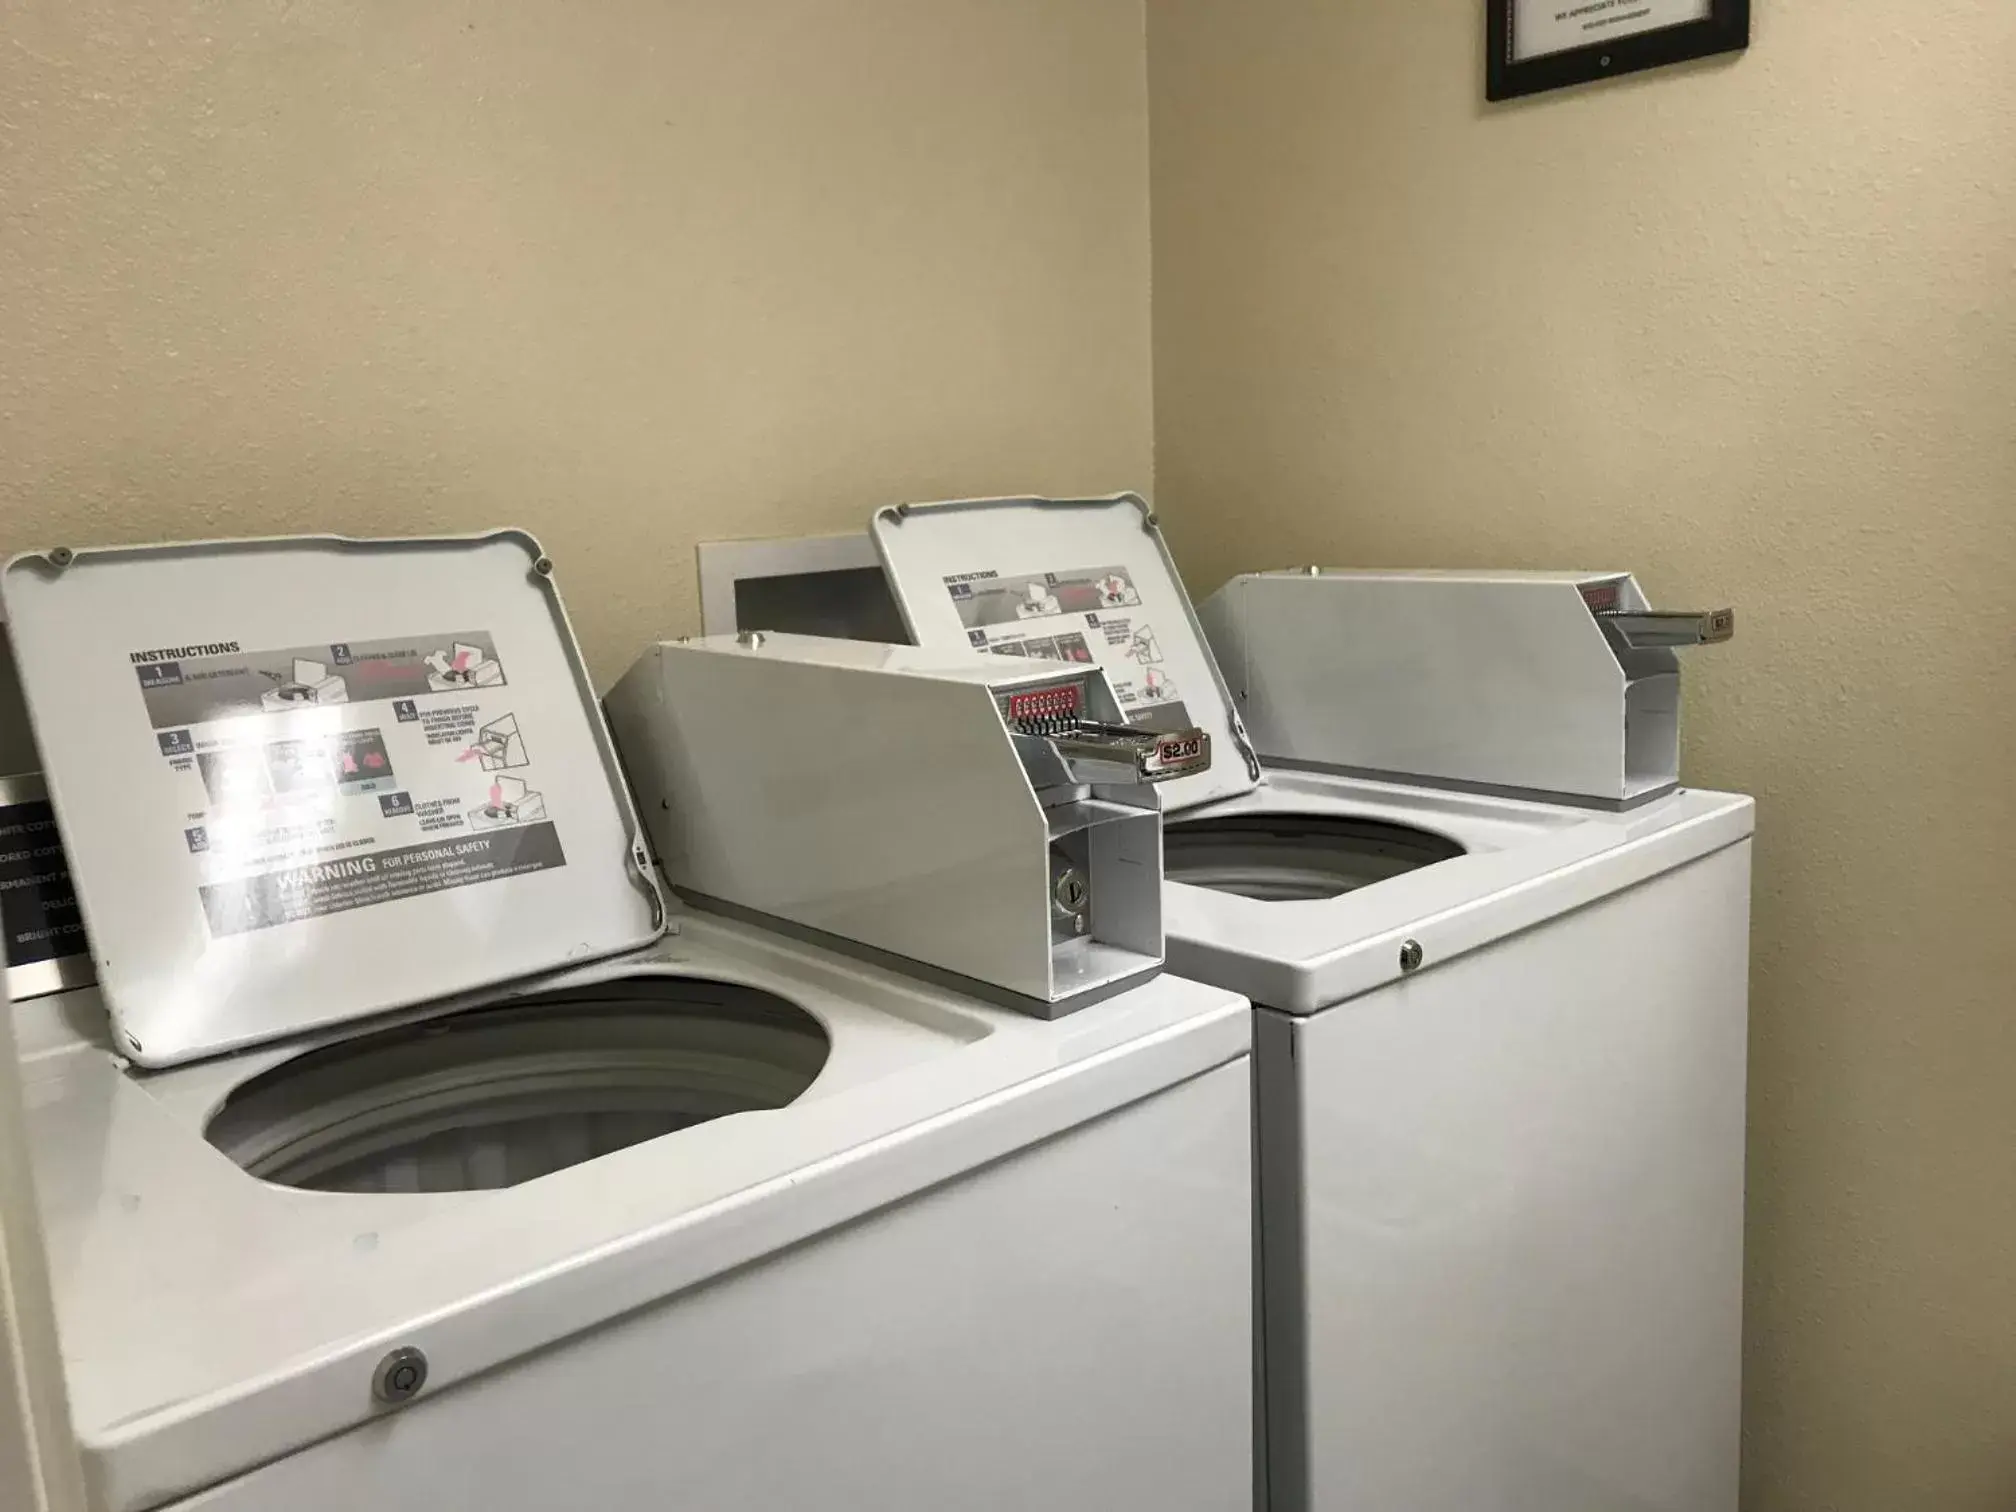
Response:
2,530,1254,1512
708,496,1755,1512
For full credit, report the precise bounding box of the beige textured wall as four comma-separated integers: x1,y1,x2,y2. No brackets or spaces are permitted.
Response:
0,0,1153,685
1149,3,2016,1508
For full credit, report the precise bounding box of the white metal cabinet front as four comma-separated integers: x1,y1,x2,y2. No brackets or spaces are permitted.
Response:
1163,775,1754,1017
1256,842,1751,1512
606,634,1174,1014
24,910,1251,1511
166,1059,1254,1512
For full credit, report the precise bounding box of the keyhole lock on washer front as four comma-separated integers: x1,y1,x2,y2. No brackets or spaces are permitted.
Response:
373,1346,429,1405
1054,867,1089,931
1056,862,1088,935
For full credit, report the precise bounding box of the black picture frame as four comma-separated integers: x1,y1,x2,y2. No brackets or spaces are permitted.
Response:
1487,0,1749,101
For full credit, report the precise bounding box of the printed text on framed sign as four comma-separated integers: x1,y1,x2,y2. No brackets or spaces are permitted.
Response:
1488,0,1749,101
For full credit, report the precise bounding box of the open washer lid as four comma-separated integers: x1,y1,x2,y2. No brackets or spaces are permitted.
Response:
0,533,667,1068
871,493,1262,814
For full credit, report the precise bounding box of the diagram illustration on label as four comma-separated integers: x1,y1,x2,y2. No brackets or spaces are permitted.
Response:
258,657,350,710
948,565,1141,628
947,564,1191,734
427,641,505,690
134,631,564,939
466,713,529,772
472,775,548,830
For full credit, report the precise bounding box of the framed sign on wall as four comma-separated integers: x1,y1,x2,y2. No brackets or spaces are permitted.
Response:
1487,0,1749,101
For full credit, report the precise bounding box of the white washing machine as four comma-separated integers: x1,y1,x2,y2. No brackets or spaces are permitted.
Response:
713,497,1753,1512
0,532,1255,1512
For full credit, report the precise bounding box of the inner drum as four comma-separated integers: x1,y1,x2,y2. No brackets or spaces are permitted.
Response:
1163,813,1465,902
205,979,830,1195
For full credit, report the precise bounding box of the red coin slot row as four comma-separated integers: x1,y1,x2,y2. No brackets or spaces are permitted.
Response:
1008,684,1082,724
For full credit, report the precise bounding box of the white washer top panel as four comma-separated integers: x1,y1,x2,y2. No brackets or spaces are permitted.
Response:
1163,771,1756,1014
0,534,664,1067
870,494,1261,813
15,913,1250,1511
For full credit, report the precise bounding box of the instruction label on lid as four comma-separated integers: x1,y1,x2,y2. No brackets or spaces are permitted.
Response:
131,631,569,937
945,563,1198,735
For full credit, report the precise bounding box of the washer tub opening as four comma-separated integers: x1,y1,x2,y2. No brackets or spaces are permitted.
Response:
205,978,830,1194
1163,813,1466,902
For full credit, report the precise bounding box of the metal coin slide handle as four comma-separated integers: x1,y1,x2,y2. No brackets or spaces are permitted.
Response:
1597,608,1735,649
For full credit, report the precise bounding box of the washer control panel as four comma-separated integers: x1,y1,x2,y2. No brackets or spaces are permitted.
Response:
997,675,1212,786
1002,680,1085,734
